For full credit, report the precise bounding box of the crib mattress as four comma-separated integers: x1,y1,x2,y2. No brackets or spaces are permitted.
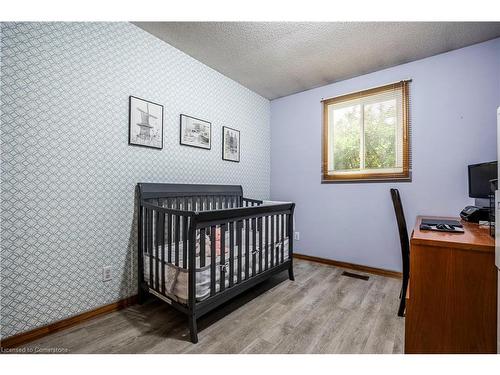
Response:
144,238,289,304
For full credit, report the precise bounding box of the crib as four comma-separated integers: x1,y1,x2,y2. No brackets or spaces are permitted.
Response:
137,183,295,343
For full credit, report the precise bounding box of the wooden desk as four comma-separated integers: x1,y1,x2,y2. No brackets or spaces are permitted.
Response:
405,216,497,354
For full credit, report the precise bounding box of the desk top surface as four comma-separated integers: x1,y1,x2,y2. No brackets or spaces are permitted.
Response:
411,216,495,253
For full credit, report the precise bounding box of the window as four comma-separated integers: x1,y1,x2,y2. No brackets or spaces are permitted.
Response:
322,80,411,182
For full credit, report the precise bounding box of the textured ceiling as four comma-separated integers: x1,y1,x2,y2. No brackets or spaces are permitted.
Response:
133,22,500,100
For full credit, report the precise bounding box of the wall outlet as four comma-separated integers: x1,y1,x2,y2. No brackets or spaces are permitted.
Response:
102,266,112,282
294,231,300,241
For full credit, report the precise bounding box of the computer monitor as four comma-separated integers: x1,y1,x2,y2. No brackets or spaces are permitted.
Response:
468,161,498,199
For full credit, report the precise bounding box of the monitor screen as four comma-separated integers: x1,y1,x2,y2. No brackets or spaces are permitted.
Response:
468,161,497,198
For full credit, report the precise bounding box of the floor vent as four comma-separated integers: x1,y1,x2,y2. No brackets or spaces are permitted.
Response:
341,271,369,281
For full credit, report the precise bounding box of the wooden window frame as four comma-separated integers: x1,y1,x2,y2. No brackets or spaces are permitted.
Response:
322,80,411,183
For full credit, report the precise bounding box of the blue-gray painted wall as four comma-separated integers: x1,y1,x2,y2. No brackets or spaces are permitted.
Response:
271,38,500,272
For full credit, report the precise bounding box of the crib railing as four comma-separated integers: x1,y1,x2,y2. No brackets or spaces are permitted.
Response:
138,199,294,309
193,206,293,298
139,202,192,297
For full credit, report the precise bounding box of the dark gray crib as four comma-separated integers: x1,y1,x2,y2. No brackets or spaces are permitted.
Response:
137,183,295,343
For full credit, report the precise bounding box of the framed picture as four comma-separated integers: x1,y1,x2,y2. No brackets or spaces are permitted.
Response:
129,96,163,150
179,114,211,150
222,126,240,162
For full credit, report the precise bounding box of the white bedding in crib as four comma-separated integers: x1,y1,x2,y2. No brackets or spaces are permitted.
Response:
143,235,289,304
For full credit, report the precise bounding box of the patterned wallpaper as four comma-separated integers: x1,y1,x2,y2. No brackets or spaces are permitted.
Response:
0,22,271,338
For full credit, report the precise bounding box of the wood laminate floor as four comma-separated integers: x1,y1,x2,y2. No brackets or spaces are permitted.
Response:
22,260,405,353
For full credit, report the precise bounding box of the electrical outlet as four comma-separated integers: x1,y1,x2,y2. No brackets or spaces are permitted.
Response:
294,231,300,241
102,266,112,282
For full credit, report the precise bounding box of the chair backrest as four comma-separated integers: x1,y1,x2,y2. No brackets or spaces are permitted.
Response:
390,188,410,272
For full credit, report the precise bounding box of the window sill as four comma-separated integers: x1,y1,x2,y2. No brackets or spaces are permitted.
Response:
321,175,412,184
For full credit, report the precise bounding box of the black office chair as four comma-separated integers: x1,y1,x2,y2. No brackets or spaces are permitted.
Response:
390,188,410,317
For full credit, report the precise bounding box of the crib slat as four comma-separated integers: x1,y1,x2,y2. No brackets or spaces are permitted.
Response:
183,216,188,269
141,206,146,259
178,199,183,262
265,216,269,271
175,214,180,267
277,215,281,264
252,217,257,277
276,215,279,265
258,217,263,273
270,215,275,267
237,220,242,284
160,212,165,294
200,228,206,267
220,223,226,292
281,214,285,263
210,225,216,296
245,219,250,280
154,211,160,291
147,208,153,288
167,213,172,263
229,221,234,287
287,212,294,261
277,214,281,264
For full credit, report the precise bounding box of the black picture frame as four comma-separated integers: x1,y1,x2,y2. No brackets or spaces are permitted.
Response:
222,126,240,162
179,114,212,150
128,95,164,150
